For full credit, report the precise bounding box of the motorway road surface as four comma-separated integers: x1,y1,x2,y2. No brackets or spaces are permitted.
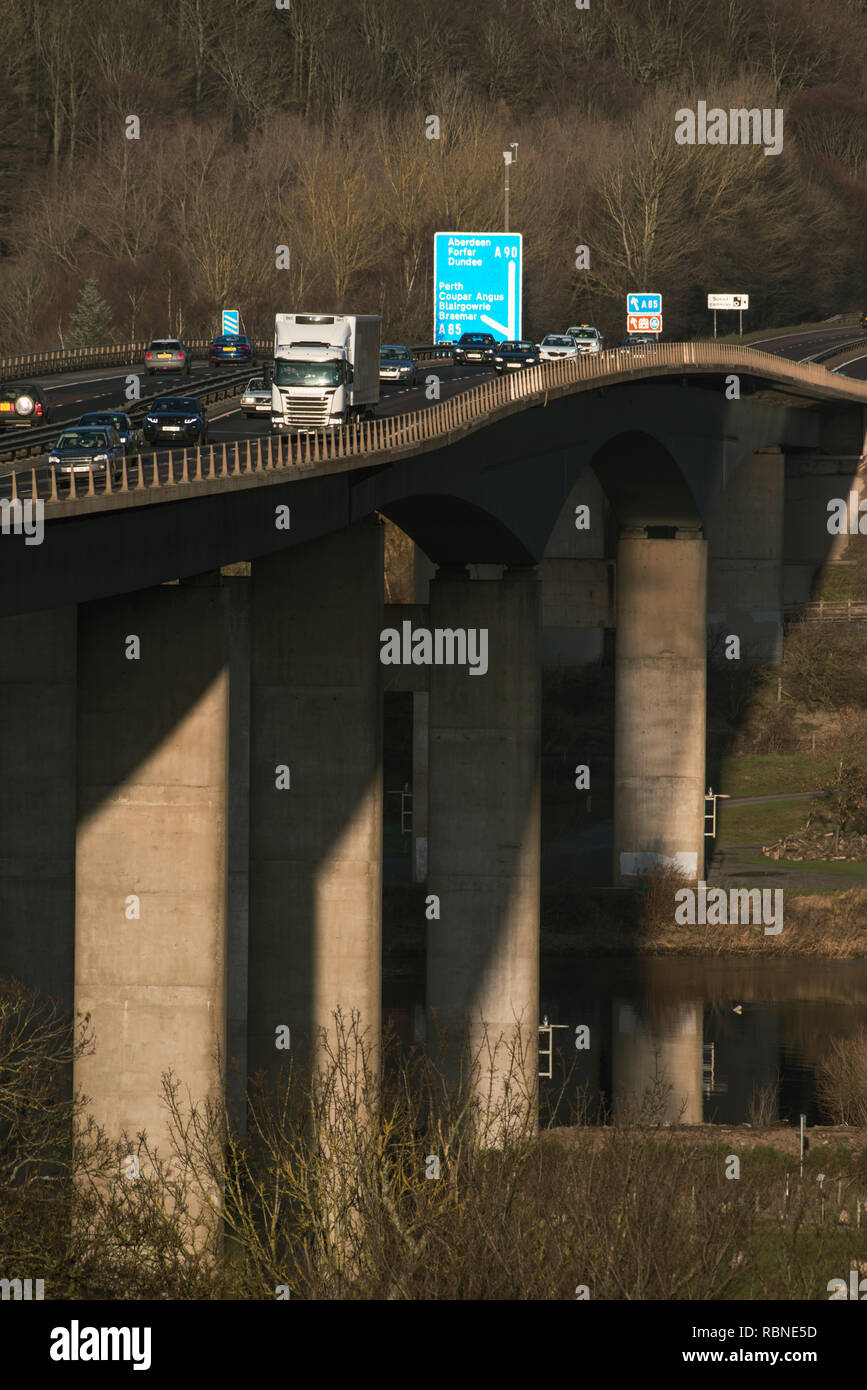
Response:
0,361,497,498
2,326,866,502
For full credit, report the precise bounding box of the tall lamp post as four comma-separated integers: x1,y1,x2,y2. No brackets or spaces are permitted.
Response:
503,142,518,233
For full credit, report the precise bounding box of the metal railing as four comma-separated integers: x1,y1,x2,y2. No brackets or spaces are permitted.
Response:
410,344,455,361
784,599,867,623
0,367,255,464
0,339,452,383
803,336,867,364
8,340,867,510
0,339,269,383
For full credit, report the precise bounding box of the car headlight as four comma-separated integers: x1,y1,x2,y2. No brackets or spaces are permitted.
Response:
48,454,59,464
184,417,199,424
145,415,158,424
93,453,108,463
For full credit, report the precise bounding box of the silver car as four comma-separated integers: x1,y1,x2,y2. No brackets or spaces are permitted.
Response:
144,338,190,376
240,376,272,417
566,325,604,354
379,345,417,386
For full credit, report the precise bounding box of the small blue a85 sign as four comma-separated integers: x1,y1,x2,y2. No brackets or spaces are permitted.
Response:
626,293,661,315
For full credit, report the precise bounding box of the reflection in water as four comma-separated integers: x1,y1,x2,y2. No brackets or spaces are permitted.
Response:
383,957,867,1125
612,1000,703,1124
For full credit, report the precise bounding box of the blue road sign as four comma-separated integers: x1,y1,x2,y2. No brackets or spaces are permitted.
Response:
626,293,661,315
434,233,522,342
221,308,240,335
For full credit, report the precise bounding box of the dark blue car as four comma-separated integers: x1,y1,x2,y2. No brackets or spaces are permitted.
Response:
48,426,125,483
78,410,139,452
208,334,254,367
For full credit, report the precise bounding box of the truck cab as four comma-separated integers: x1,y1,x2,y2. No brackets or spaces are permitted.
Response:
271,314,380,434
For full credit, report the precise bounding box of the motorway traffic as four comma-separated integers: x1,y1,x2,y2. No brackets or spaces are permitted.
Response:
1,322,866,503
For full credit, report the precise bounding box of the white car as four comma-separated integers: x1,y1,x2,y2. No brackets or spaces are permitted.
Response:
240,377,272,417
566,325,604,354
538,334,579,361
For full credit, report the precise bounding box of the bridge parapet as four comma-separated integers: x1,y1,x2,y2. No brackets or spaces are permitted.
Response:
6,341,867,516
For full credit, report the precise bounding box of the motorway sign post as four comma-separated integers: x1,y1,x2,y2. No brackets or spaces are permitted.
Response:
626,293,662,335
707,293,749,338
434,232,522,343
221,308,240,336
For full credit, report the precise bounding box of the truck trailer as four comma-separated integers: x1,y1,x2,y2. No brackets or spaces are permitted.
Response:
271,313,381,433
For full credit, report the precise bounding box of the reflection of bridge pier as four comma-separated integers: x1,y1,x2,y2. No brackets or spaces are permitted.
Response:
612,999,704,1124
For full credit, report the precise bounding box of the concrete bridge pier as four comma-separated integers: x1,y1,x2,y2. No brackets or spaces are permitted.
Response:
247,518,383,1088
427,565,541,1139
613,529,707,885
707,447,785,666
74,586,230,1165
0,607,77,1007
412,691,430,883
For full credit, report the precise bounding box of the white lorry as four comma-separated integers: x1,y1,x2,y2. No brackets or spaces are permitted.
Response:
270,313,381,433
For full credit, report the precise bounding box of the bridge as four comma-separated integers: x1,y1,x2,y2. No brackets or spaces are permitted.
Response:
1,338,865,1146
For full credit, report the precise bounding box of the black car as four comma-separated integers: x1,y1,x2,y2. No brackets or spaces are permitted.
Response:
613,335,659,350
0,381,51,428
491,341,541,372
860,312,867,329
453,332,496,364
142,396,208,446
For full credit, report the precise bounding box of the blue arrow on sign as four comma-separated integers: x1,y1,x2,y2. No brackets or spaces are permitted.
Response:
626,293,661,315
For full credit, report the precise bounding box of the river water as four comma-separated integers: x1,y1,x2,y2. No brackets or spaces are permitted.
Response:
383,956,867,1126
